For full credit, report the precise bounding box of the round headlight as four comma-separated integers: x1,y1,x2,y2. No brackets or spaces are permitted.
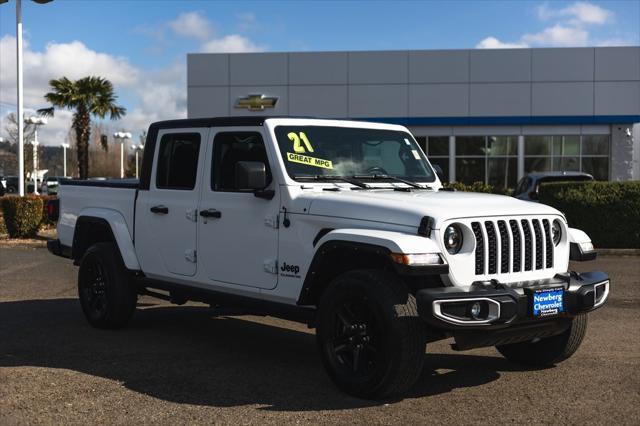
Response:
552,220,562,246
444,224,463,254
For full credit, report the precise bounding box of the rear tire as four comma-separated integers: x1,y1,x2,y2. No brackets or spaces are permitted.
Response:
316,269,427,399
496,314,588,366
78,242,137,329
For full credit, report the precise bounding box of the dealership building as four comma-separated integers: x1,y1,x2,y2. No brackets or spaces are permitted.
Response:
187,46,640,187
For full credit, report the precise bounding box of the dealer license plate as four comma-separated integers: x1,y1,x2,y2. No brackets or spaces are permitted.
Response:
532,287,564,317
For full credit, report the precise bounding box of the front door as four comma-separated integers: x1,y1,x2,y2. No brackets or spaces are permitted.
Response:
197,130,279,290
135,129,207,278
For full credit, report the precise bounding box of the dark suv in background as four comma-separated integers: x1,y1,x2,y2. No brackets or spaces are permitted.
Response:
514,172,594,202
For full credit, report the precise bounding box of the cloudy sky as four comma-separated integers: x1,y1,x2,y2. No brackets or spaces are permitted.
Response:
1,0,639,145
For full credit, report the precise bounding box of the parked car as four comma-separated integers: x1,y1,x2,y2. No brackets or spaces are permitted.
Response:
47,117,609,399
514,172,594,202
0,177,5,196
4,175,18,193
40,176,70,195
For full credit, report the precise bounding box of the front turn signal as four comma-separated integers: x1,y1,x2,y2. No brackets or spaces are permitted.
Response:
390,253,443,266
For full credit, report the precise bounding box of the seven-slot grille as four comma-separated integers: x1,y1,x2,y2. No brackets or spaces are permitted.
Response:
471,218,554,275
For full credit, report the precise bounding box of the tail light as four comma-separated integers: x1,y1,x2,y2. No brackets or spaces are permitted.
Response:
47,199,59,222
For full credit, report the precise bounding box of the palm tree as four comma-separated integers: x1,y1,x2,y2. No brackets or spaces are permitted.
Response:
39,76,126,179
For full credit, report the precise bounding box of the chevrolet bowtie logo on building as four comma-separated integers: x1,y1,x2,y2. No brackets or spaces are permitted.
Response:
235,94,278,111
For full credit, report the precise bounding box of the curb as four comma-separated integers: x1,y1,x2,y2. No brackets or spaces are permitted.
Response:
598,249,640,255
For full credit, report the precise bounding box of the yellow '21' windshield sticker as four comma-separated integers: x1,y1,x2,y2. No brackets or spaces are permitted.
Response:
287,152,333,169
288,132,314,154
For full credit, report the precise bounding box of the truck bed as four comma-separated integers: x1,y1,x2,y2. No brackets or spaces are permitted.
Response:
57,180,138,250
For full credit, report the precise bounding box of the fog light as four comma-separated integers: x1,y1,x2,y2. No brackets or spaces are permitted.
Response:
470,302,482,319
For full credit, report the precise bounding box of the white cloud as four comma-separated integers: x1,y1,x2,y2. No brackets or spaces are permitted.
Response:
0,36,183,146
522,24,589,47
537,1,613,26
168,11,214,40
477,1,617,49
0,10,264,146
120,62,187,135
476,37,528,49
200,34,265,53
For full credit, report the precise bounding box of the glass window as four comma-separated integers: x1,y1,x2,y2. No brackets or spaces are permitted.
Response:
212,132,272,191
525,134,609,179
525,136,552,156
156,133,201,190
415,136,427,152
525,157,551,173
456,136,485,156
274,126,436,182
427,136,449,156
582,135,609,156
456,158,484,184
552,157,580,171
487,136,517,156
552,136,579,156
488,158,517,188
581,157,609,180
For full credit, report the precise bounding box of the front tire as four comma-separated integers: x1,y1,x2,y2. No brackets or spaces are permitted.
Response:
78,242,137,329
496,314,588,366
316,270,427,399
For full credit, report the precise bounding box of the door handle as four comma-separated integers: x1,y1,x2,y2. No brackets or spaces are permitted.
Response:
150,205,169,214
199,209,221,219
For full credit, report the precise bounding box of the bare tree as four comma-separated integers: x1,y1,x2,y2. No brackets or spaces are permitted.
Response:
3,113,37,145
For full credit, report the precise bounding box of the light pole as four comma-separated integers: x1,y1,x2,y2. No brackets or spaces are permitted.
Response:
61,143,69,177
130,144,144,179
0,0,54,195
113,131,131,178
26,116,47,194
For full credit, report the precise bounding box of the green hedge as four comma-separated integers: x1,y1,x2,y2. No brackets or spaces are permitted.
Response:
0,210,6,235
443,181,513,196
539,181,640,248
33,194,57,229
0,196,44,238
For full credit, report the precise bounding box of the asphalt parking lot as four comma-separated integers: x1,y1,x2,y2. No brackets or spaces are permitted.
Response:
1,243,639,425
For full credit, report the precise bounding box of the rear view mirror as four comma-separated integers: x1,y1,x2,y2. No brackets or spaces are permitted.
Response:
235,161,267,190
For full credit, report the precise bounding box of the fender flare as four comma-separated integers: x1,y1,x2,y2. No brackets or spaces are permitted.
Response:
297,229,445,305
314,228,442,254
568,227,597,261
73,208,141,270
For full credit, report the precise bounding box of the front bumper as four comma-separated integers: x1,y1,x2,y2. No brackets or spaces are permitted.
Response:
416,271,609,349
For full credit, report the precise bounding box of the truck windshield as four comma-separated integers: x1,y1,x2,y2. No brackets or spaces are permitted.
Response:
274,126,436,183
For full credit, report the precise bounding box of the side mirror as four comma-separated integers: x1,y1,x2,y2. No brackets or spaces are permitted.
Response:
235,161,266,190
432,164,445,181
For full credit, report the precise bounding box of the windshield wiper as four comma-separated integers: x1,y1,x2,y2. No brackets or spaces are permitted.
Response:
352,174,431,190
297,175,372,189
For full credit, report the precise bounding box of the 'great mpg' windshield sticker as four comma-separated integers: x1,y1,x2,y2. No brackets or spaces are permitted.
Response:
287,152,334,169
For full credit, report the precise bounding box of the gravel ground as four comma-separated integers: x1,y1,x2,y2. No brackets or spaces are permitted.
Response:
0,243,638,425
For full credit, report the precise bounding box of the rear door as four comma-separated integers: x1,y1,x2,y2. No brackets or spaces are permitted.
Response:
135,128,208,278
196,129,280,290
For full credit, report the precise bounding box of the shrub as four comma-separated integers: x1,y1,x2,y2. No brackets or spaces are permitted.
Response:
0,196,44,238
32,194,57,229
443,181,513,196
539,181,640,248
0,210,7,235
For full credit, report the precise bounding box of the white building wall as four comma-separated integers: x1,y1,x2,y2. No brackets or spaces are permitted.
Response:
187,47,640,181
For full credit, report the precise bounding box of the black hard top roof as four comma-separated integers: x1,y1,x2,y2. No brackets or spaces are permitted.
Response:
148,116,315,130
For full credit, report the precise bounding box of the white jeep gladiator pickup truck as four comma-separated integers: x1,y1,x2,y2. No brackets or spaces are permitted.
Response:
48,117,609,399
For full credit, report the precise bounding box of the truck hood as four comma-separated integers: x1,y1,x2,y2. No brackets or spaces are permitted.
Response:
306,189,562,228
